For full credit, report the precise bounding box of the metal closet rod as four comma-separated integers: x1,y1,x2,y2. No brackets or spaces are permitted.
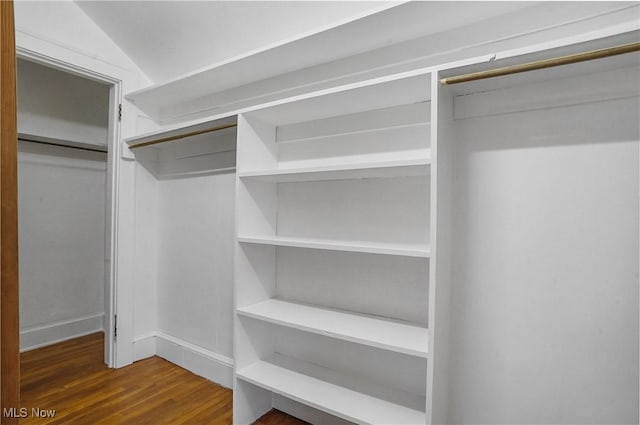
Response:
129,122,238,149
440,41,640,85
19,137,107,153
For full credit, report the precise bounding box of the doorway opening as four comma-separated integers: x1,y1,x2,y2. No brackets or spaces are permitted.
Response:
15,56,119,368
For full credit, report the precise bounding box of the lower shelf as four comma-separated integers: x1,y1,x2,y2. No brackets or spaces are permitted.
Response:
236,354,426,425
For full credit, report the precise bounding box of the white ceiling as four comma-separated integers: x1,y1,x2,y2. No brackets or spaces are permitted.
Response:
75,1,387,83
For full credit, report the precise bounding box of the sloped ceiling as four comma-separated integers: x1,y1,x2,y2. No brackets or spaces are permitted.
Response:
75,1,387,83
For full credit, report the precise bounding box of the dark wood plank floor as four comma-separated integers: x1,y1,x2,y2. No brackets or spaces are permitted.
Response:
20,333,305,424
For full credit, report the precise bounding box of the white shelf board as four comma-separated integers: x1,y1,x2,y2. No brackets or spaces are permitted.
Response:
124,68,432,146
238,299,428,358
18,133,107,153
125,115,237,147
124,2,463,123
239,158,430,183
237,235,430,258
237,354,426,425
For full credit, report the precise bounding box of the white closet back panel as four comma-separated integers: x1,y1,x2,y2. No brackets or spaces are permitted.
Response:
277,102,430,168
448,66,639,424
277,176,429,244
246,72,431,127
276,248,428,324
235,244,276,310
18,142,106,349
274,326,428,397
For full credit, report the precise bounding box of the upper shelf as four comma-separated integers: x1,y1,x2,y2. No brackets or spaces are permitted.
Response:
127,115,237,149
125,1,552,124
124,14,639,148
242,72,432,127
127,115,237,179
125,2,411,123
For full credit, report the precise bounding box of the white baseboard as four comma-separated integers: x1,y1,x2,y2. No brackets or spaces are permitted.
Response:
133,331,233,389
20,313,105,352
133,332,157,361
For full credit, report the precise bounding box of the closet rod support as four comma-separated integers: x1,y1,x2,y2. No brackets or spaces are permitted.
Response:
440,41,640,85
129,123,238,149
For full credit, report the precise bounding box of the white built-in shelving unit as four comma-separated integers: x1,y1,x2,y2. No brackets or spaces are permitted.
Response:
230,28,640,424
233,70,443,424
122,18,640,424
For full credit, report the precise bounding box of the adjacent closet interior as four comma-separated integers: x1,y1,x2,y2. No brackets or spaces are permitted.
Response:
17,59,111,359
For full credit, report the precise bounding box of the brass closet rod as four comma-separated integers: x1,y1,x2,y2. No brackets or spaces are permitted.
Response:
129,123,238,149
440,41,640,85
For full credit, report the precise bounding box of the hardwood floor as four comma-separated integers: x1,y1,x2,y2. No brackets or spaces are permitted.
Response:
20,333,306,424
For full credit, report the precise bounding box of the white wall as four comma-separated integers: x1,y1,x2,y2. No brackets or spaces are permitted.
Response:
154,172,235,385
76,1,389,83
17,58,110,147
14,1,150,87
448,75,639,423
18,142,107,351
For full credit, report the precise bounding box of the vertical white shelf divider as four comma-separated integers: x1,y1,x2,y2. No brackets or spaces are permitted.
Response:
233,113,279,425
426,72,454,424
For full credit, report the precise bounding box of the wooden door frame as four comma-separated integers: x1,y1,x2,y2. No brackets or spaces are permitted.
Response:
1,1,20,423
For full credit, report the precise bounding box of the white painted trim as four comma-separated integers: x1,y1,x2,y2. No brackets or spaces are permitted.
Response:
20,313,105,352
15,39,136,369
123,6,640,125
138,331,234,389
157,332,233,366
15,30,136,83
